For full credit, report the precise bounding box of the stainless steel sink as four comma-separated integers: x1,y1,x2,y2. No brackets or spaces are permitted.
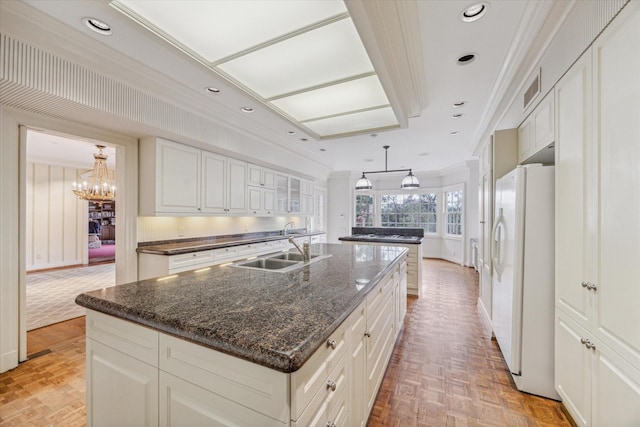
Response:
229,252,332,273
234,258,299,270
268,253,321,262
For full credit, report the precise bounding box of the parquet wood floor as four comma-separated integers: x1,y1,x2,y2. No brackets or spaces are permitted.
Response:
368,259,572,426
1,259,572,426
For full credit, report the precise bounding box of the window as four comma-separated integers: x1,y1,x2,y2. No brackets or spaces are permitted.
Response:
355,194,374,227
445,190,463,236
379,193,438,233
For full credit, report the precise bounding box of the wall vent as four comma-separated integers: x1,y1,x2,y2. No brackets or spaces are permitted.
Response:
523,68,540,111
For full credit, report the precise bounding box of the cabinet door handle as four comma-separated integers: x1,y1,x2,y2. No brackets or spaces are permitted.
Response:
364,331,371,338
581,281,589,288
326,380,337,391
327,339,337,349
326,422,336,427
586,341,596,350
588,283,597,292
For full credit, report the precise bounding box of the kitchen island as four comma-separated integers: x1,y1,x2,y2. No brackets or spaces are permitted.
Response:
340,227,423,297
76,243,407,426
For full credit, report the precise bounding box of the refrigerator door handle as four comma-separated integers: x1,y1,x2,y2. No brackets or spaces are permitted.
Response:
492,208,504,280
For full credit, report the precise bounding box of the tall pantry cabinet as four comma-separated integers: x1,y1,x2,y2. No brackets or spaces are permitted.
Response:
555,5,640,426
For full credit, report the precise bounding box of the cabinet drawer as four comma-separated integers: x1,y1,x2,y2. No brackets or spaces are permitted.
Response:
159,334,289,423
168,250,215,271
212,246,240,264
86,309,158,366
291,319,348,420
292,352,348,427
366,270,393,316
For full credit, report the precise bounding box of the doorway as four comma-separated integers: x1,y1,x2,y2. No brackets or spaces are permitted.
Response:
24,129,116,354
88,201,116,264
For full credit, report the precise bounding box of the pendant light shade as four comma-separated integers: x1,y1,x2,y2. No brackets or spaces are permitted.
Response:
400,171,420,189
355,173,373,190
355,145,419,190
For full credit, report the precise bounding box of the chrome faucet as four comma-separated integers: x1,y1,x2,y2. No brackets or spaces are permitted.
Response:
283,221,295,236
289,236,310,262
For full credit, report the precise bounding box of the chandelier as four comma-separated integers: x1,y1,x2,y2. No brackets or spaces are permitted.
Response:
355,145,420,190
71,145,116,205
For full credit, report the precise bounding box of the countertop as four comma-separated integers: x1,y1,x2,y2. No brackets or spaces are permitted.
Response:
76,243,407,373
339,226,424,245
137,229,325,255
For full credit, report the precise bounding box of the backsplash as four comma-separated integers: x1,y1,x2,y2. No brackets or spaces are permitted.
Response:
137,216,309,242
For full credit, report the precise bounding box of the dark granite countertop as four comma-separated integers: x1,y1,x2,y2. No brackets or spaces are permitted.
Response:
76,243,407,373
339,227,424,245
137,229,326,255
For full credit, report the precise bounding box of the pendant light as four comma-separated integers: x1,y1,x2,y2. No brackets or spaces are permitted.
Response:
355,145,420,190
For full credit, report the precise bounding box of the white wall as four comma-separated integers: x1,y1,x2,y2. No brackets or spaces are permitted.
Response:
25,162,86,271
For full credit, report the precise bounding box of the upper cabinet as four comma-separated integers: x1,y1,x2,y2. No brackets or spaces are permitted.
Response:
140,138,247,216
276,174,315,215
247,164,276,189
247,163,276,216
140,138,314,217
139,138,202,215
518,91,555,164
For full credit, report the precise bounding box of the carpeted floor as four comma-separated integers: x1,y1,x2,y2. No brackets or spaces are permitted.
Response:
26,263,115,331
88,243,115,264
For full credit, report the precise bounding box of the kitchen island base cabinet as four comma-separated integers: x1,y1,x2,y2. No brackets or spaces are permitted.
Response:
84,253,406,426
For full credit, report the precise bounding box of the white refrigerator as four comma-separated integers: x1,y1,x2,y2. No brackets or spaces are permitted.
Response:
491,164,559,400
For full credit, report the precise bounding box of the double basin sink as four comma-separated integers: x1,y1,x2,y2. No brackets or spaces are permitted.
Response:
230,251,331,273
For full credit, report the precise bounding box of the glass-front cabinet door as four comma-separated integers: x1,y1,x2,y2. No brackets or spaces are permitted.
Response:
276,174,289,213
289,177,300,213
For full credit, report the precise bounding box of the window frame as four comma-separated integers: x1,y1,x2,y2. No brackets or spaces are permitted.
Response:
443,185,464,239
354,188,441,236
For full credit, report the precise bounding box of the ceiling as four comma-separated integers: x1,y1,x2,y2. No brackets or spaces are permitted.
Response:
16,0,543,175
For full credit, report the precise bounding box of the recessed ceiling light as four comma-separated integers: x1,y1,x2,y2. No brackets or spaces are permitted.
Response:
364,158,374,162
320,148,326,152
83,17,112,35
457,53,477,65
240,107,254,113
450,131,461,136
453,101,467,108
300,138,308,142
287,131,296,135
452,113,464,119
206,87,221,94
460,3,489,22
418,152,430,157
371,133,378,138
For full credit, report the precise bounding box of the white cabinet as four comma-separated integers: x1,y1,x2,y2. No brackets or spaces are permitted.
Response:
87,254,406,426
555,6,640,426
556,313,640,427
139,138,246,215
300,180,314,215
348,301,367,427
86,310,159,427
276,174,303,214
201,153,247,214
139,138,202,214
518,92,555,163
248,164,276,215
248,163,275,189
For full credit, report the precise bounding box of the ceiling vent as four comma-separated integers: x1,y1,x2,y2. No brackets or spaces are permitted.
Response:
523,68,541,111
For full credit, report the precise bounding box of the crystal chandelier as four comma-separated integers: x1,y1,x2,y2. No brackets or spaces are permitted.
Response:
72,145,116,205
